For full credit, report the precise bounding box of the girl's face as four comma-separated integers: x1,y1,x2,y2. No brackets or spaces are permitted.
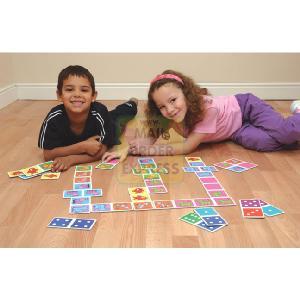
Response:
152,83,187,123
57,75,97,115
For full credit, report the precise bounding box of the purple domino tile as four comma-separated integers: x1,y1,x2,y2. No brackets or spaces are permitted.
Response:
259,199,269,207
240,199,261,208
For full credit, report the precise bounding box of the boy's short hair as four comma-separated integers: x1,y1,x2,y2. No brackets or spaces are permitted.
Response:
57,65,96,96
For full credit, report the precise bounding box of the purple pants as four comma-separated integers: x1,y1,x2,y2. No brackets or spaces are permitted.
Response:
231,93,300,151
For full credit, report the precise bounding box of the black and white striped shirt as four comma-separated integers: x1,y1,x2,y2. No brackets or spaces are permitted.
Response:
38,102,113,150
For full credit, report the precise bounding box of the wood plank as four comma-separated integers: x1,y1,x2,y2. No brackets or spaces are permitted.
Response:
0,100,299,247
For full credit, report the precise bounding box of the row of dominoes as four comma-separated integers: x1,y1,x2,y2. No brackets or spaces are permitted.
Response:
135,158,168,194
184,157,236,206
7,161,57,179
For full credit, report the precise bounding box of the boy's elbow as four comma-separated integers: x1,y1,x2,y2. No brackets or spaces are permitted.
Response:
43,149,54,161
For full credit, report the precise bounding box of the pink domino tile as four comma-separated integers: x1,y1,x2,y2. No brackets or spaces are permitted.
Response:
213,197,236,206
203,183,223,190
199,177,219,184
174,199,195,208
193,198,214,207
237,162,258,169
207,190,228,198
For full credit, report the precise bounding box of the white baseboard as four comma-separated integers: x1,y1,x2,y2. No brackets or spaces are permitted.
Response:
1,83,300,109
0,85,18,109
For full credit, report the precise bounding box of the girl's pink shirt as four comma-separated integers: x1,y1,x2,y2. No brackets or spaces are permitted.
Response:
191,95,242,142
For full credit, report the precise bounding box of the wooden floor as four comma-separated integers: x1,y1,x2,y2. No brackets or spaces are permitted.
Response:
0,99,299,247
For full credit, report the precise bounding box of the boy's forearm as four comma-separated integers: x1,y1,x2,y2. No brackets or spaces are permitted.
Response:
43,143,86,161
61,145,108,166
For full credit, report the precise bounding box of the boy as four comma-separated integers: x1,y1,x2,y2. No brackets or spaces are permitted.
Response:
38,65,137,172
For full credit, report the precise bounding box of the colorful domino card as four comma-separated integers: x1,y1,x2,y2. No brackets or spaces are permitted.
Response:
133,201,154,210
195,221,226,232
138,158,155,164
112,202,133,211
241,207,264,218
7,169,24,178
69,204,90,214
140,163,157,169
189,162,206,167
185,157,203,163
183,166,200,172
19,173,41,179
38,161,54,171
63,189,83,198
73,176,92,184
69,218,96,230
142,173,161,180
193,198,214,207
207,190,229,198
95,159,119,169
174,199,195,208
130,194,152,202
95,163,115,170
128,186,148,195
212,197,236,206
240,199,262,208
41,172,61,180
239,199,264,218
75,165,92,172
180,212,202,225
153,200,175,209
150,167,168,174
70,196,91,205
74,171,92,177
47,217,74,229
200,166,218,172
195,171,213,178
147,185,168,194
83,189,103,197
91,203,112,213
201,215,228,226
132,168,151,175
144,179,164,187
203,182,223,190
73,183,92,190
262,205,284,217
194,207,218,217
22,165,45,177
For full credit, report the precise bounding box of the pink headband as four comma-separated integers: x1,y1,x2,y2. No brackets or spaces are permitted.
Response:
150,74,184,85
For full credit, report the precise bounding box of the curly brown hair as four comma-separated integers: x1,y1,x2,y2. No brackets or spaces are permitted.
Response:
146,70,208,135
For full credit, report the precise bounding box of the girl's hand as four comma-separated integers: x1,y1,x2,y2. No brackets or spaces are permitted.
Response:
102,148,128,163
129,138,154,155
52,156,75,172
128,143,149,156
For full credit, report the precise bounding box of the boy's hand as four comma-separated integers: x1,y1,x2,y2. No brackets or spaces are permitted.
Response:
52,156,75,172
82,136,102,156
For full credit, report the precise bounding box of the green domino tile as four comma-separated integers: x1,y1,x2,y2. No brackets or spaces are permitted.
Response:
180,212,202,225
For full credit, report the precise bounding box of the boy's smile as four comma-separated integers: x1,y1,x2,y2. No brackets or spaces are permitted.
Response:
57,75,97,115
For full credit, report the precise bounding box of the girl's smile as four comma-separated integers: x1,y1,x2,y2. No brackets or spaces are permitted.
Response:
152,83,187,123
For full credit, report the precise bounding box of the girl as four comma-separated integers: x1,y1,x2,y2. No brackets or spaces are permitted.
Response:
126,70,300,156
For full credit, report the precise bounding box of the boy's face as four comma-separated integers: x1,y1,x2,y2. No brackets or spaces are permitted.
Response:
57,75,97,115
